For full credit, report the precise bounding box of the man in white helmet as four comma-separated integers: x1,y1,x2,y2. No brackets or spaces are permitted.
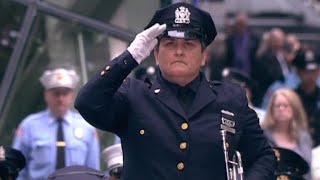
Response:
102,144,123,180
13,68,100,180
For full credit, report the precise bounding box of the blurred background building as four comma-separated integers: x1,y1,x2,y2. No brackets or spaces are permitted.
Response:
0,0,320,166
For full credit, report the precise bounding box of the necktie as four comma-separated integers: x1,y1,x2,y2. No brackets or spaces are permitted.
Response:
56,118,65,169
177,87,195,113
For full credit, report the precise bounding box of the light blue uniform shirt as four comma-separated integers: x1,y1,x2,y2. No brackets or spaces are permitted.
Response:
12,109,100,180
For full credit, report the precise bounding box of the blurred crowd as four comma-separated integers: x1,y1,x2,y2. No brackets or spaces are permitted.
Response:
204,12,320,180
1,10,320,180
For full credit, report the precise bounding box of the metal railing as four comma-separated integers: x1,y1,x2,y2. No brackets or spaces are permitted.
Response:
0,0,136,121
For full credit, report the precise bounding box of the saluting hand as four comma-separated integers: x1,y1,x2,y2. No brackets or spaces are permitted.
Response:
127,23,166,64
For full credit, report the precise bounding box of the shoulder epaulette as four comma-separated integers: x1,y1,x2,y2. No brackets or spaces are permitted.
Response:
209,80,222,86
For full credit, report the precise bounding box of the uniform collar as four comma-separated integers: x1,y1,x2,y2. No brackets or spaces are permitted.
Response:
153,70,217,118
46,109,72,125
157,70,201,95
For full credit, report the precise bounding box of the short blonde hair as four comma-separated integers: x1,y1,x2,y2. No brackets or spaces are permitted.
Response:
262,88,308,142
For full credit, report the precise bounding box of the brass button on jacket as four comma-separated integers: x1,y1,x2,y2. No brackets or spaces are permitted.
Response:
139,129,145,135
181,123,188,130
177,162,184,170
180,142,187,150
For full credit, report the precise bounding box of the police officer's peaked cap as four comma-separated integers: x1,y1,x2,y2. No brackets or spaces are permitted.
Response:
48,165,107,180
145,2,217,46
293,49,320,71
39,68,80,90
0,146,26,177
273,147,309,179
222,68,256,90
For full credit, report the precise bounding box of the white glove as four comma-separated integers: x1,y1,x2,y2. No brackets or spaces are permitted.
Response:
127,23,166,64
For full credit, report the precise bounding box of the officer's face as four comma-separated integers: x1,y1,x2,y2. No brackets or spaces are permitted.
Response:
44,87,74,118
272,94,294,123
154,37,207,85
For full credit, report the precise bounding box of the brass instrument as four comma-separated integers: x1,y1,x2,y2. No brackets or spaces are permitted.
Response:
221,130,244,180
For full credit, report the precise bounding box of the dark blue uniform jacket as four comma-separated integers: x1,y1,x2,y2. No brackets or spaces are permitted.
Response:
75,51,276,180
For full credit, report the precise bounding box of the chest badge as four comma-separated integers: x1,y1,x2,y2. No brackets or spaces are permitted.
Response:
220,109,236,134
74,127,83,139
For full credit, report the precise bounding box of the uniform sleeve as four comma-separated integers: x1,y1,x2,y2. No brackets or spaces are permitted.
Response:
85,128,100,170
12,122,30,180
74,51,138,134
237,88,277,180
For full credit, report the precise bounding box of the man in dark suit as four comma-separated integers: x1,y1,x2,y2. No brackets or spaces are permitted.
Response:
252,28,288,106
75,2,276,180
225,13,260,76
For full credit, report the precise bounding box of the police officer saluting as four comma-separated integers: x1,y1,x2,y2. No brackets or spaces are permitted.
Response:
13,68,100,180
75,2,276,180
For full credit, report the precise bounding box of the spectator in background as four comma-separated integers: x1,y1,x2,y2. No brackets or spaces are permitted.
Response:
225,12,260,76
294,49,320,147
204,32,227,81
262,88,312,179
255,32,270,60
284,33,301,64
221,68,266,123
260,33,302,108
0,146,26,180
12,68,100,180
252,28,288,106
102,144,123,180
